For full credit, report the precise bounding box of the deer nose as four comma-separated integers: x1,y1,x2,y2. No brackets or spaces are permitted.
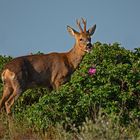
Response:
87,43,92,49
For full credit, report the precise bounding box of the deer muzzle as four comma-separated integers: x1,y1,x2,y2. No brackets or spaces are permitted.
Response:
86,43,93,52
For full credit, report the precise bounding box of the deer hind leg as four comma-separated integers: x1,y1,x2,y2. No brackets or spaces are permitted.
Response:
1,69,23,114
0,69,15,112
0,86,13,111
5,87,22,115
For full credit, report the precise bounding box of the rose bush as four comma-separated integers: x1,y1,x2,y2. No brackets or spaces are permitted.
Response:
0,42,140,131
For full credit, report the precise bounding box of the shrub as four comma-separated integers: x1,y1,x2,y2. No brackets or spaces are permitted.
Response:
10,42,140,130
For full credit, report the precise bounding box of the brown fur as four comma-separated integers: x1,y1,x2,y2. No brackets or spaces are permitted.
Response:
0,18,96,114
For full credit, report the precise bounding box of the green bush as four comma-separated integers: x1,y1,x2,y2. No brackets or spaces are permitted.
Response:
8,42,140,130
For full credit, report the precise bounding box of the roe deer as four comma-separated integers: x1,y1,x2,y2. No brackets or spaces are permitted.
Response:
0,18,96,114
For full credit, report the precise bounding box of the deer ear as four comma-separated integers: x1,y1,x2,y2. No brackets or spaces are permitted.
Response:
67,26,78,36
88,24,96,36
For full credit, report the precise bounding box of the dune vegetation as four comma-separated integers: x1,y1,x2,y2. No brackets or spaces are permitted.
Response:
0,42,140,140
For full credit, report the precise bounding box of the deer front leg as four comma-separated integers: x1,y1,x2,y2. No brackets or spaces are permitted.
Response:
52,77,66,90
52,81,61,90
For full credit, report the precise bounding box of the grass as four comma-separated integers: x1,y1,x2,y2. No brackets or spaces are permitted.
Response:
0,110,140,140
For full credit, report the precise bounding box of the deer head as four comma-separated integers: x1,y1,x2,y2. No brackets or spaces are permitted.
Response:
67,18,96,53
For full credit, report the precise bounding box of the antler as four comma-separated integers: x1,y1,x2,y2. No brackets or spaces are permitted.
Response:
81,18,87,33
76,18,87,33
76,19,83,33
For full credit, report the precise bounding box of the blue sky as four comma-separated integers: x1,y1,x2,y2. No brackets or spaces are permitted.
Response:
0,0,140,57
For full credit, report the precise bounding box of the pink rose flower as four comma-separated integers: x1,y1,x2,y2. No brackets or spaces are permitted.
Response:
88,67,96,75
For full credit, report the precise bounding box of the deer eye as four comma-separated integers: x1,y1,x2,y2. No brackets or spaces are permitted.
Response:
79,38,83,41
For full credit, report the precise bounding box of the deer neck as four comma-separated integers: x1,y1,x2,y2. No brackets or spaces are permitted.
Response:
67,43,86,69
